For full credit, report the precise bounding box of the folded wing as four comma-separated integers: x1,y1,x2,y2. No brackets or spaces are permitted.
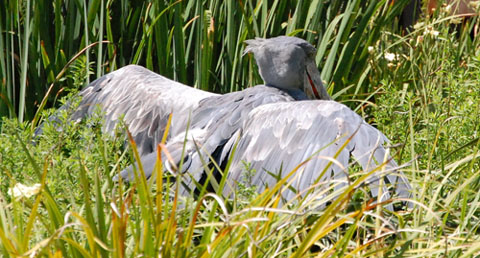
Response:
224,100,412,204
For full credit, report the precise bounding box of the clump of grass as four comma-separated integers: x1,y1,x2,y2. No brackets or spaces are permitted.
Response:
361,4,480,256
0,112,416,256
0,0,412,121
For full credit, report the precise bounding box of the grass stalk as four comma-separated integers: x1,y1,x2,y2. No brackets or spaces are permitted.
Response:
18,0,30,122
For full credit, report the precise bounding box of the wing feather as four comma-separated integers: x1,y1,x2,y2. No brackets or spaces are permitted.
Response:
160,86,296,195
225,100,411,205
47,65,216,156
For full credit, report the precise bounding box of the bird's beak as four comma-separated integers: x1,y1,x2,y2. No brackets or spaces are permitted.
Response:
304,60,331,100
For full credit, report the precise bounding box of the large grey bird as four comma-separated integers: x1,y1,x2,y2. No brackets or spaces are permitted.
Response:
36,35,411,206
117,36,412,206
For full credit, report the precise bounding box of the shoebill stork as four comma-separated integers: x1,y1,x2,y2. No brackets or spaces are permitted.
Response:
36,36,411,206
115,36,412,206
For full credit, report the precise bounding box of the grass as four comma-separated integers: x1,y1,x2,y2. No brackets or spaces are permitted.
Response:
0,0,410,122
1,0,480,257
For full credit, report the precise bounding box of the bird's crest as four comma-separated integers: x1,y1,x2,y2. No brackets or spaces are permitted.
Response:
243,37,265,56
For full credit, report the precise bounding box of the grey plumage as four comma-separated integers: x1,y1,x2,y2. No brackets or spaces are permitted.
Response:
165,98,412,207
117,85,297,182
40,64,215,156
223,101,411,204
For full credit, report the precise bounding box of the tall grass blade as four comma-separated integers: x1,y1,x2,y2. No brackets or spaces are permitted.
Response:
18,0,31,122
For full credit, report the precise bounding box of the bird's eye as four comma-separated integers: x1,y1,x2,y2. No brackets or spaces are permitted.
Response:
298,43,317,58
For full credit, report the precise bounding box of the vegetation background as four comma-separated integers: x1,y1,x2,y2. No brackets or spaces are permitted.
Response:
0,0,480,257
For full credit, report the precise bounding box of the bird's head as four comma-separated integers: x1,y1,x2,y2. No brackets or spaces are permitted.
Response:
243,36,330,100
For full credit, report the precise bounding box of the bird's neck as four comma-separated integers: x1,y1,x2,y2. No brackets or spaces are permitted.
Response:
266,84,308,100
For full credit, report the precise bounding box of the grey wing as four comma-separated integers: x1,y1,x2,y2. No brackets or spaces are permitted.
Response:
190,86,295,153
54,65,216,156
170,86,296,194
114,85,295,185
225,100,412,206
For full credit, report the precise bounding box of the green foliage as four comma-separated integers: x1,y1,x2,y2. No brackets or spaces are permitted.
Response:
0,0,410,122
1,0,480,257
0,111,402,256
